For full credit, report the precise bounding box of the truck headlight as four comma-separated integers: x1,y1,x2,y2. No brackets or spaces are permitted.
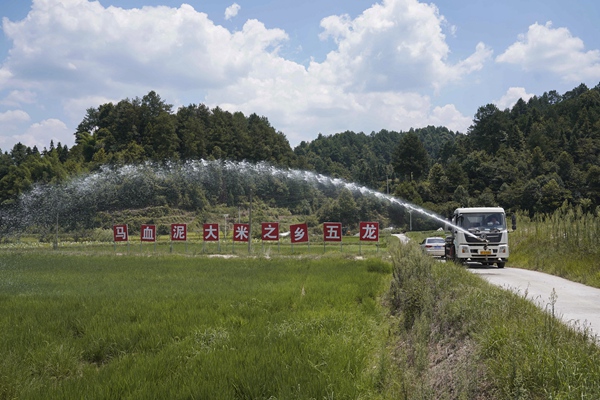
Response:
498,245,508,254
459,245,469,254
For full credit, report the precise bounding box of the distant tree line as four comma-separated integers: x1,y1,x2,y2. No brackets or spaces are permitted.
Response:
294,83,600,218
0,83,599,233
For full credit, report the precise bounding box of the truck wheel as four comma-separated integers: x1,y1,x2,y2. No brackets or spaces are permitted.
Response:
497,262,505,268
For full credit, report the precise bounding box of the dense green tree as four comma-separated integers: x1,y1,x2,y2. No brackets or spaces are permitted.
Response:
586,165,600,207
337,189,359,227
556,151,575,183
176,104,210,160
10,143,28,166
452,185,470,207
0,165,32,204
392,132,429,181
521,179,542,215
149,113,179,160
468,104,509,154
539,179,572,213
506,125,525,150
427,163,450,202
393,180,423,204
530,146,547,177
497,182,522,211
0,151,14,181
476,188,496,207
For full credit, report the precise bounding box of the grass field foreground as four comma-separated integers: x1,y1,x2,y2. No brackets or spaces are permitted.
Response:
6,234,600,399
0,252,396,399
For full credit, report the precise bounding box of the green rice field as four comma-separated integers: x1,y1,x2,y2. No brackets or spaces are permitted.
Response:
0,251,395,399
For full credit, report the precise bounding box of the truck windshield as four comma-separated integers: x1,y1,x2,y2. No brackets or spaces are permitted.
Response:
458,213,505,231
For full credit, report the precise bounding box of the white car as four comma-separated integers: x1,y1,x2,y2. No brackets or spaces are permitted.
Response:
420,237,445,257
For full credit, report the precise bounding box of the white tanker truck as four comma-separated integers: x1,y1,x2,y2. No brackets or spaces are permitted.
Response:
444,207,516,268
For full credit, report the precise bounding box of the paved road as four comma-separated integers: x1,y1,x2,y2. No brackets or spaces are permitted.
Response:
469,265,600,339
391,233,410,244
392,234,600,338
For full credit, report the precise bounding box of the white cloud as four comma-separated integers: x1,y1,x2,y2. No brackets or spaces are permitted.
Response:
2,1,289,93
496,21,600,82
211,0,488,141
225,3,241,20
429,104,471,133
1,90,37,107
0,109,30,123
0,110,31,149
0,66,12,88
315,0,492,92
63,95,120,124
495,87,534,110
17,119,71,149
0,0,489,147
0,118,70,150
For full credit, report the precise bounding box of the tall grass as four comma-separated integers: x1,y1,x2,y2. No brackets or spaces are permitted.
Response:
388,241,490,398
0,252,396,399
388,240,600,399
510,206,600,287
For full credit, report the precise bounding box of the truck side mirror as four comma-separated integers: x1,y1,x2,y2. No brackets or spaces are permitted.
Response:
511,214,517,231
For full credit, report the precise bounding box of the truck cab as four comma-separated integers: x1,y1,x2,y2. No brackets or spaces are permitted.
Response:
445,207,510,268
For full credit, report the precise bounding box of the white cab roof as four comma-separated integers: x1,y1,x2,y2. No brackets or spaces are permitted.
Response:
454,207,505,214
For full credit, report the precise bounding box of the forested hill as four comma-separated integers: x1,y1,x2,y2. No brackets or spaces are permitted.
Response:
0,83,600,217
293,126,456,188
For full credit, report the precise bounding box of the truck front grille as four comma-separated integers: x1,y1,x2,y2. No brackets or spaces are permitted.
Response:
465,233,502,244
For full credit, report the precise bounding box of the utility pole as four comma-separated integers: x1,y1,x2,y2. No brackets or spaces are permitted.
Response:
54,211,59,250
386,164,393,195
53,190,59,250
248,188,252,253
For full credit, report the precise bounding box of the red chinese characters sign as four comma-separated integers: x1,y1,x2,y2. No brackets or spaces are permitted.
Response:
290,223,309,243
171,223,187,241
140,224,156,242
261,222,279,241
233,223,250,242
323,222,342,242
359,222,379,242
203,223,219,242
113,224,128,242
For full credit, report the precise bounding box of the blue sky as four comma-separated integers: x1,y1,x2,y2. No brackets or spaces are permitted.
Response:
1,0,599,151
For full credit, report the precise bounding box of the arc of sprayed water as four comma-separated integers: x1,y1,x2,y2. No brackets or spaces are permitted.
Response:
3,159,478,239
219,160,477,239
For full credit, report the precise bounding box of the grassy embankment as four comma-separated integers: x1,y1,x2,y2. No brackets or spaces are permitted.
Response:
509,207,600,288
389,241,600,399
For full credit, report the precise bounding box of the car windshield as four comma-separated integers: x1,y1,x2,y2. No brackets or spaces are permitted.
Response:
427,238,445,244
459,213,505,231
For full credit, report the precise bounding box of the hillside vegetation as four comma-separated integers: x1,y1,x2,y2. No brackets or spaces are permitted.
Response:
1,83,600,236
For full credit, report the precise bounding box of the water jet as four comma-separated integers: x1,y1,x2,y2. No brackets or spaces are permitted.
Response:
0,160,473,240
